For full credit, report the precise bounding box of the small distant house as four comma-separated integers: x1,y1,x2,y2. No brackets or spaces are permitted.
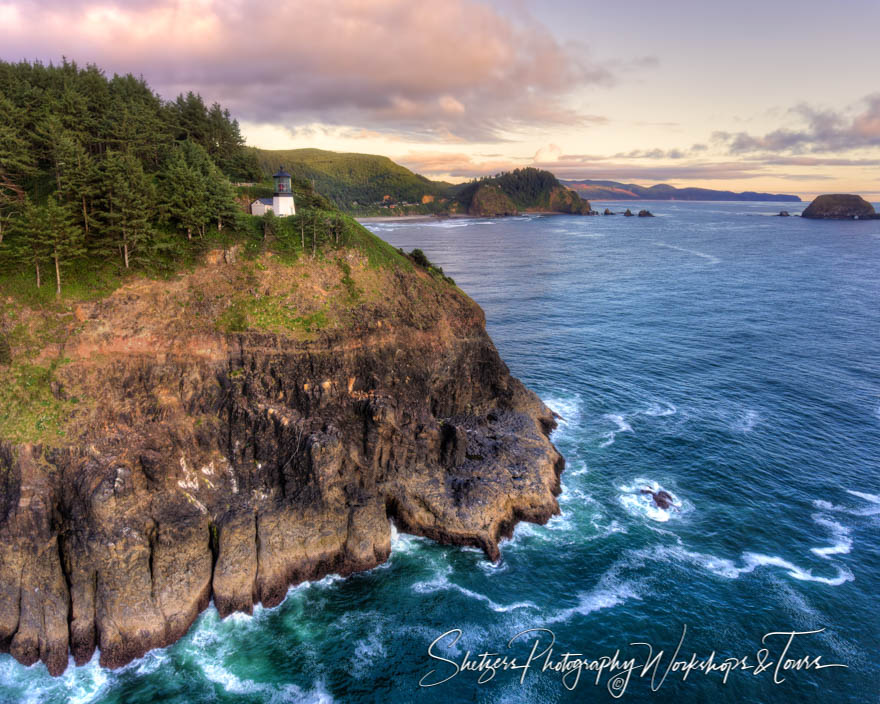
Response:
250,167,296,217
251,197,273,216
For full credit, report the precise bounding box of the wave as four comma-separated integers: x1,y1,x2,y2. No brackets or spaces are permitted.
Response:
596,401,677,448
618,478,686,523
640,545,853,586
810,515,853,559
201,661,334,703
846,489,880,505
643,401,677,417
542,562,642,625
599,413,633,447
542,393,583,432
652,241,721,265
814,490,880,517
412,566,536,614
350,626,387,680
731,409,760,432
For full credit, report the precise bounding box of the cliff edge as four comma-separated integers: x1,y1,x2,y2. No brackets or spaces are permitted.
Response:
0,246,563,675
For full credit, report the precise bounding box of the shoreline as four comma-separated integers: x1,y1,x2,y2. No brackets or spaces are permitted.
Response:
356,211,575,223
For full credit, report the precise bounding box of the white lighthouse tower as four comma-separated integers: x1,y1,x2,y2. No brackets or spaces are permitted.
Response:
272,166,296,216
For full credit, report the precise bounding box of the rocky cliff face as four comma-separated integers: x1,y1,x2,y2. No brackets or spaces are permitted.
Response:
0,250,563,675
801,194,877,219
467,184,519,217
545,186,592,215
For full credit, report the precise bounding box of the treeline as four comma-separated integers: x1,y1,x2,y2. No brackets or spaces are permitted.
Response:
455,167,563,209
0,59,260,295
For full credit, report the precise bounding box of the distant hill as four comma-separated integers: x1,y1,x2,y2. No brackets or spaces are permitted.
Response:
253,148,454,212
457,168,591,216
562,179,801,202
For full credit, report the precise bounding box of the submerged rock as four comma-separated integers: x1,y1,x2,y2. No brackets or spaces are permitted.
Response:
637,210,654,217
801,194,876,220
778,211,790,217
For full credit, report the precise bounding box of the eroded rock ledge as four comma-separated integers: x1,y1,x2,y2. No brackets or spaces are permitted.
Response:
0,254,564,675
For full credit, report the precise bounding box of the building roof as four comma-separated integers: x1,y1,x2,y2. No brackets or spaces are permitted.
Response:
273,167,291,178
253,197,273,205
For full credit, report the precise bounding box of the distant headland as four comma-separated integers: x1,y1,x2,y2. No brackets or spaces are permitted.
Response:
562,179,801,203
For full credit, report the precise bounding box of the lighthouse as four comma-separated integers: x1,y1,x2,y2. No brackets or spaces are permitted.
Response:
272,166,296,216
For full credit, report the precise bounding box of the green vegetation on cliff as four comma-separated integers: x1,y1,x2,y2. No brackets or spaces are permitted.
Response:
456,168,591,215
253,148,454,213
251,152,591,217
0,61,440,444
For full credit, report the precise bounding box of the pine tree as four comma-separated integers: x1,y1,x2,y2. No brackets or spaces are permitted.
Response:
9,199,51,288
100,151,155,268
158,147,207,239
0,95,37,245
42,195,86,297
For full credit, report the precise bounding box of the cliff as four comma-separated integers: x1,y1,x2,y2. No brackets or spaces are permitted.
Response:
0,247,563,676
801,194,877,219
458,168,592,217
467,184,519,216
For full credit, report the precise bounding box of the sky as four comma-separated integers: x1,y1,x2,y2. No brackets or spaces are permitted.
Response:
2,0,879,197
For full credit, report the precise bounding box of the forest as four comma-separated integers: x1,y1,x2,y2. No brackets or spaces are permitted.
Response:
0,60,364,300
455,168,565,210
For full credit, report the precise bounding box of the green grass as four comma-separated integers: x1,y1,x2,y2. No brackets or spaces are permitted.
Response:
0,361,76,444
216,296,329,336
0,259,127,308
252,147,454,211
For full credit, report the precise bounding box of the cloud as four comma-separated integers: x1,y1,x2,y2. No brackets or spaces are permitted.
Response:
0,0,615,141
714,94,880,154
396,149,821,183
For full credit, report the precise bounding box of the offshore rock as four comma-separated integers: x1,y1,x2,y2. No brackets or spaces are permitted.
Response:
801,194,876,220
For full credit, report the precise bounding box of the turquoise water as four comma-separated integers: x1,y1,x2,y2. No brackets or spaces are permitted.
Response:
2,202,878,702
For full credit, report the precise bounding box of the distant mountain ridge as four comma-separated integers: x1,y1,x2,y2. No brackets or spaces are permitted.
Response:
562,179,802,202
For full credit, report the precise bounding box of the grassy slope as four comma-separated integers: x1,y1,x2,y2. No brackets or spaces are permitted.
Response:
253,148,454,212
0,200,460,445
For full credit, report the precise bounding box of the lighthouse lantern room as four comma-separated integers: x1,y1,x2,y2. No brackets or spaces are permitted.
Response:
271,166,295,216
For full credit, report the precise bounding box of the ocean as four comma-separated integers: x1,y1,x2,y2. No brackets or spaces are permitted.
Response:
1,202,878,703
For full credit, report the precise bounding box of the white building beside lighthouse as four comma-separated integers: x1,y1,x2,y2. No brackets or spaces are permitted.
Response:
250,167,296,216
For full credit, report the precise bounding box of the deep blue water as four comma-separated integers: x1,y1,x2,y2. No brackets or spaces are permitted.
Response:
2,202,879,703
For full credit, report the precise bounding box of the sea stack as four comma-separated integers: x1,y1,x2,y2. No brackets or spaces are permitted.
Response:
801,194,877,220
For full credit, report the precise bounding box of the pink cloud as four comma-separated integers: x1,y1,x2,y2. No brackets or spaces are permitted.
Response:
0,0,613,141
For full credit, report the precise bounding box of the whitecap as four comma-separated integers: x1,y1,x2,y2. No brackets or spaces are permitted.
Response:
810,515,852,559
350,626,387,679
640,545,853,586
201,661,335,703
846,489,880,504
643,402,677,417
652,241,721,265
412,566,536,613
731,409,760,432
542,393,583,431
542,564,642,625
813,491,880,517
599,413,632,447
618,478,684,522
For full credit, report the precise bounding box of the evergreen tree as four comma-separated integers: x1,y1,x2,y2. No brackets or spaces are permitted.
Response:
42,195,86,297
158,147,207,239
0,95,37,244
100,151,155,268
9,199,51,288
